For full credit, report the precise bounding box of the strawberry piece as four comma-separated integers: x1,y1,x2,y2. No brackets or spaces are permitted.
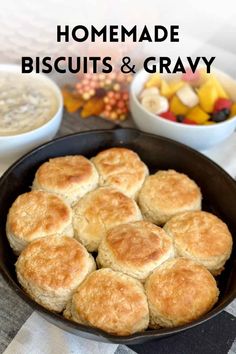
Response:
160,111,177,122
214,98,232,112
183,118,197,125
182,68,200,83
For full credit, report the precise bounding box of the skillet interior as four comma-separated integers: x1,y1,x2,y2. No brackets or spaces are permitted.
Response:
0,128,235,344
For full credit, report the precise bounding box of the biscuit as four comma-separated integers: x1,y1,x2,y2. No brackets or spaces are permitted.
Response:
145,258,219,328
97,221,174,281
138,170,201,225
73,187,142,252
91,148,149,199
164,211,233,275
64,268,149,335
16,235,96,312
32,155,99,205
6,190,73,254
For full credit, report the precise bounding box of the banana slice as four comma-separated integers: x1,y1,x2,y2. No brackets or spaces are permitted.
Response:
140,87,159,99
141,94,169,114
157,96,169,114
176,85,199,108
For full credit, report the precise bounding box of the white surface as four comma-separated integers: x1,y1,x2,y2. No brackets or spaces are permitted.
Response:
130,68,236,150
3,312,119,354
203,131,236,178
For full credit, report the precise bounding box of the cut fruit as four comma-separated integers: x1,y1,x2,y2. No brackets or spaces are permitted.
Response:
160,80,171,98
230,103,236,117
160,111,177,122
170,95,189,115
176,85,199,108
141,94,168,114
187,106,210,124
141,95,160,113
214,98,232,112
156,96,169,114
183,118,197,125
140,87,159,99
198,81,219,112
168,80,185,96
145,74,161,88
182,69,201,86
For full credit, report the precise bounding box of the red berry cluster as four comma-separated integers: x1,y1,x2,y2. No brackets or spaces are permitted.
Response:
103,91,129,121
74,71,131,121
75,73,99,100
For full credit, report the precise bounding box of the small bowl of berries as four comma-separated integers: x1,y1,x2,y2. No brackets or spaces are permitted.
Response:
130,67,236,150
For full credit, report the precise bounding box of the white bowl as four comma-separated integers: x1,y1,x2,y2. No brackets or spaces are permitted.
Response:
0,64,63,164
130,68,236,150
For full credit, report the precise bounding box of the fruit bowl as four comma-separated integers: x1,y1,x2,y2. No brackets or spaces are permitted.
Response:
130,68,236,150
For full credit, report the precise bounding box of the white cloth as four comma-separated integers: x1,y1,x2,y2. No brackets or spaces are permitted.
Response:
3,313,119,354
2,132,236,354
203,132,236,178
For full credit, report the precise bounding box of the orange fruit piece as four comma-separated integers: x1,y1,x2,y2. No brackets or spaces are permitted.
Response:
62,88,84,113
81,97,105,118
170,95,189,115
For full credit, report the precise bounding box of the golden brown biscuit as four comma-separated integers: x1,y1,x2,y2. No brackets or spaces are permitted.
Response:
64,268,149,335
32,155,99,204
97,221,174,281
6,190,73,254
164,211,233,275
91,148,149,199
16,235,96,312
145,258,219,328
73,187,142,252
138,170,201,225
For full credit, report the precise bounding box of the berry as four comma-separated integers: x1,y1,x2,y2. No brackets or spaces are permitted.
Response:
176,114,185,123
73,71,131,121
160,111,177,122
113,83,121,91
221,108,230,118
214,98,232,112
117,100,125,109
82,93,90,100
102,89,129,121
108,91,114,98
183,118,197,125
211,111,228,123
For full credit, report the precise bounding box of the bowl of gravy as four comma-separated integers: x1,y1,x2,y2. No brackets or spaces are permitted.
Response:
0,64,63,167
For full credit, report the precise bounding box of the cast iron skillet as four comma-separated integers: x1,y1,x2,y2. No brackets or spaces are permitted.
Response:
0,128,235,344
